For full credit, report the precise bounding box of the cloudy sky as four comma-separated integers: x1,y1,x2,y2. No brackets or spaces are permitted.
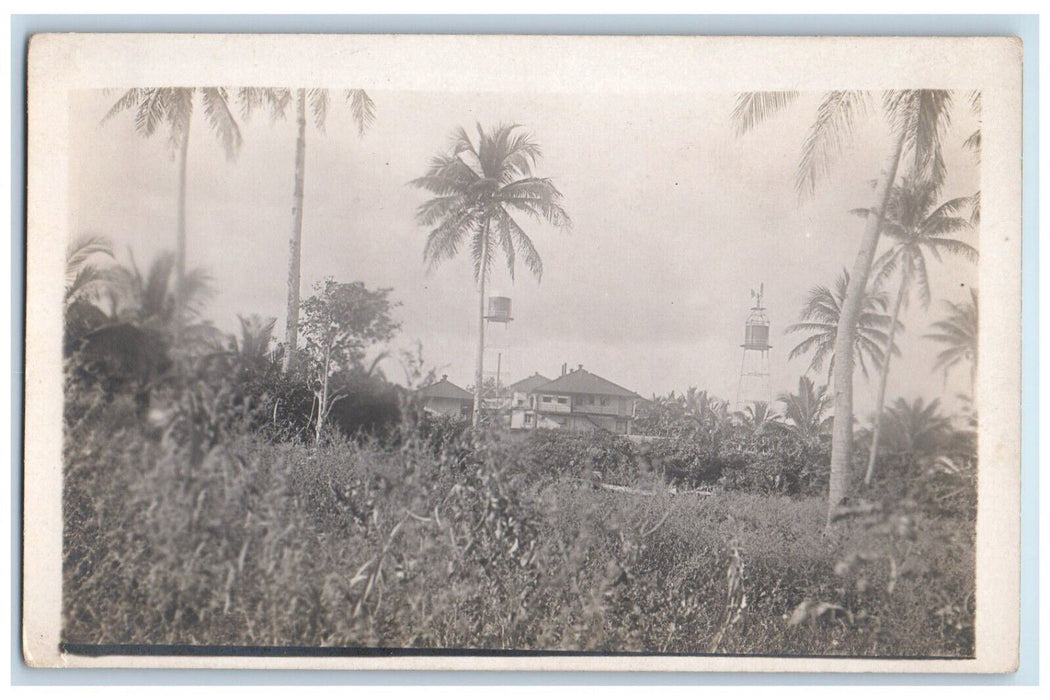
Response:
69,89,979,415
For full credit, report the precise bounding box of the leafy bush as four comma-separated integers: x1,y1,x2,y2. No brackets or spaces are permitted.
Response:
718,430,830,496
520,429,639,484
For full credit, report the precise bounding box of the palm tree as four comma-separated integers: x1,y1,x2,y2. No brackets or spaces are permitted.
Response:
857,176,977,484
735,400,780,436
412,123,571,426
227,314,279,373
65,235,114,307
787,269,900,381
734,90,955,526
238,88,375,373
103,88,242,341
778,376,833,447
926,289,979,393
109,250,218,352
878,397,954,459
686,389,733,449
65,235,117,352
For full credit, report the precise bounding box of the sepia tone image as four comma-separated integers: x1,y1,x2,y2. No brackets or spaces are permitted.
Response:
24,34,1022,670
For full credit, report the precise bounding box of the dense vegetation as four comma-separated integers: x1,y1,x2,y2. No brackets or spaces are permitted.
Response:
63,360,976,655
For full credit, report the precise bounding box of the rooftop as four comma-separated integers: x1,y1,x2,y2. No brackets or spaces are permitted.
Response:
531,366,641,399
416,375,473,401
506,372,553,394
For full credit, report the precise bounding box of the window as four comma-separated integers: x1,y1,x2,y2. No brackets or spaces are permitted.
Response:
542,395,553,403
557,396,569,405
600,397,610,406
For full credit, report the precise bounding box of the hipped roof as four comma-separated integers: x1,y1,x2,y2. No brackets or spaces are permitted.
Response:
416,376,473,401
507,372,553,394
531,367,641,399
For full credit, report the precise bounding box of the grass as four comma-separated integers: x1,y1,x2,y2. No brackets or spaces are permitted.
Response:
62,400,975,656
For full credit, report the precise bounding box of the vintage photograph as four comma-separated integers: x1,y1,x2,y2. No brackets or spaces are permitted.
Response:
24,35,1022,671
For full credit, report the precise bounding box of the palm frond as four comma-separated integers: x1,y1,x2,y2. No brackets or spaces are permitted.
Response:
422,209,477,270
871,246,902,290
731,91,801,135
796,91,870,196
924,236,978,262
344,89,376,136
469,224,494,283
888,90,953,187
199,87,243,160
67,234,113,271
307,88,330,132
496,208,544,281
416,194,469,228
102,88,148,124
493,211,517,281
136,88,174,139
166,88,194,153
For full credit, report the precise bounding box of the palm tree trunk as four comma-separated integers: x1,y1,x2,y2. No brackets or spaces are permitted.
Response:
863,275,907,486
827,132,906,529
283,88,307,374
174,112,191,348
473,219,490,428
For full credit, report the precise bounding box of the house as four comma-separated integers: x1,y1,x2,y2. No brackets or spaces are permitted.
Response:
504,372,552,429
510,365,642,435
415,375,473,418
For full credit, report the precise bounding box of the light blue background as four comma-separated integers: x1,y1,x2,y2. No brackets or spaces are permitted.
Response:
10,13,1039,686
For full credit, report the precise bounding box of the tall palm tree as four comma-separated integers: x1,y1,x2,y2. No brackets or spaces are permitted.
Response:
734,90,955,526
103,88,242,341
778,376,833,446
857,176,977,484
787,269,900,381
238,88,375,373
926,289,979,394
412,123,571,426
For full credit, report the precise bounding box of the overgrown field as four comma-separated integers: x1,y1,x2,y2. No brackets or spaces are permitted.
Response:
62,397,975,657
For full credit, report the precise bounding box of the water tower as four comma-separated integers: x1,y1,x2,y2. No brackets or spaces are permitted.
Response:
735,284,772,410
483,295,513,398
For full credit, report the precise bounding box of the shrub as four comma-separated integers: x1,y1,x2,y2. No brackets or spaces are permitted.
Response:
520,429,639,483
718,430,829,497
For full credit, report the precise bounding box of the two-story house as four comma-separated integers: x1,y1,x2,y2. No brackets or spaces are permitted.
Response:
505,372,552,429
510,365,642,435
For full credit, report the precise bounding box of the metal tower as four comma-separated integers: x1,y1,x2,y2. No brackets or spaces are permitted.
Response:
735,284,772,410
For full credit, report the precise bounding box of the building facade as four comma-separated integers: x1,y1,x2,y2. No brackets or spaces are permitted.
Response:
508,365,641,435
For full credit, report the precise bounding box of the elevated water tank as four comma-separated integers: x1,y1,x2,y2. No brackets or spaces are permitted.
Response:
486,296,513,323
743,308,771,349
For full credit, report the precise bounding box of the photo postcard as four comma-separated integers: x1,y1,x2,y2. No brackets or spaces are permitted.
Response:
22,32,1023,672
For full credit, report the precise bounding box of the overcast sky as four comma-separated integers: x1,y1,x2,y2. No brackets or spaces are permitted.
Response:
70,89,979,415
